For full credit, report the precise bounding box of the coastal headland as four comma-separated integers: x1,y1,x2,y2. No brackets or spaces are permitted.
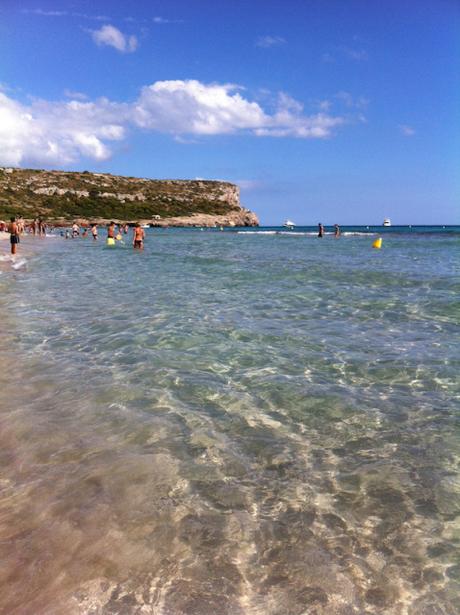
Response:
0,167,259,227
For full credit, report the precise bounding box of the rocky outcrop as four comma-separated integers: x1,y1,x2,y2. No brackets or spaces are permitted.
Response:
147,209,259,228
0,168,259,227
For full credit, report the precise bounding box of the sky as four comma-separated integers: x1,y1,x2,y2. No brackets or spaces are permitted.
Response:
1,0,459,225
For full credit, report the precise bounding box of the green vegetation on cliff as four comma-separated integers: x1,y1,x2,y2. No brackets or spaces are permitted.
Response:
0,168,249,223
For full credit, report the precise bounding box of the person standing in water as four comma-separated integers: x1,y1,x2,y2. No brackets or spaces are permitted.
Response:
71,222,80,238
107,221,116,240
318,223,325,238
334,224,341,238
91,223,98,240
8,217,20,255
133,223,145,250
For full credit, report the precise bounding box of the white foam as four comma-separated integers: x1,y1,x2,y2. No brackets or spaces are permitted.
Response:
11,258,27,270
237,231,278,235
341,232,377,236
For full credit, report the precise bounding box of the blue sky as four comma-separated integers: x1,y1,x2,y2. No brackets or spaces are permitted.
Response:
1,0,458,224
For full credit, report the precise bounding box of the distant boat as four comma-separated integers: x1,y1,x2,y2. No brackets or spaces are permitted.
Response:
383,218,391,227
283,219,296,228
141,223,150,229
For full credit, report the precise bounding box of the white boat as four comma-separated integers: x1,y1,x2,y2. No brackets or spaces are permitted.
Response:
141,223,150,229
283,219,296,228
383,218,391,227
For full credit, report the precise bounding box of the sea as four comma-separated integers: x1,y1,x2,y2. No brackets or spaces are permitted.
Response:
0,226,459,615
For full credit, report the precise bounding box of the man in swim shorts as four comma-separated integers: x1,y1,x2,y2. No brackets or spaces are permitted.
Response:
133,223,145,250
107,221,115,240
8,216,20,255
91,224,98,240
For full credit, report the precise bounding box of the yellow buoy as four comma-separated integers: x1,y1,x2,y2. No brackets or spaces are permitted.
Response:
107,237,115,246
372,237,382,249
116,233,122,241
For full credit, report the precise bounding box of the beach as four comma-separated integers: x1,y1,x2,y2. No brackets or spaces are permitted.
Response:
0,228,459,614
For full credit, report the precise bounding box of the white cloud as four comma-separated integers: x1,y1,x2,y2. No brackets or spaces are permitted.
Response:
64,89,88,101
153,16,183,24
335,91,369,109
236,179,263,190
322,46,368,63
91,25,138,53
22,8,67,16
0,80,350,167
399,124,416,136
340,46,368,61
134,81,267,135
0,93,125,166
22,9,109,20
256,35,286,48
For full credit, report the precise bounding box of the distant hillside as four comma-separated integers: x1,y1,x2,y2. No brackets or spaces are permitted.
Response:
0,168,259,227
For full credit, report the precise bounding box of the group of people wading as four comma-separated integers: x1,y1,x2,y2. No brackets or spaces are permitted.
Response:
317,223,341,238
66,221,145,249
6,218,146,255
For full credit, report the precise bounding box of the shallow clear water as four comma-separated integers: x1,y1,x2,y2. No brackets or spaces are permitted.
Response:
0,230,459,614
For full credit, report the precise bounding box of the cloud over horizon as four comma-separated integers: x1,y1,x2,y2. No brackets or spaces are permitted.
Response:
0,80,350,167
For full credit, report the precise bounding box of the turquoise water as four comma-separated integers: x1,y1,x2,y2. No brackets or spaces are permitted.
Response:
0,229,459,614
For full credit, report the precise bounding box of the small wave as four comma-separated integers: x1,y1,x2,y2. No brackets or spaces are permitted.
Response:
237,230,378,237
341,232,378,236
237,231,278,235
237,231,323,237
11,258,27,270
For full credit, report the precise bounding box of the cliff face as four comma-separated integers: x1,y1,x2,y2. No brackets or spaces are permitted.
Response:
0,168,259,227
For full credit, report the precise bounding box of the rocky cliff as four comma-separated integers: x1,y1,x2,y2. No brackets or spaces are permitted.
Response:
0,168,259,227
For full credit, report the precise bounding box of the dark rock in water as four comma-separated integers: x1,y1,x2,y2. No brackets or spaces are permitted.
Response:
422,566,444,583
322,512,348,532
178,513,225,550
365,586,391,607
446,564,460,580
163,579,243,615
414,497,439,517
106,591,138,614
296,585,329,606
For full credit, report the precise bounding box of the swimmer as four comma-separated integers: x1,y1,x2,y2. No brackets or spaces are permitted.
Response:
133,222,145,250
318,223,325,238
91,223,98,240
334,224,341,238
